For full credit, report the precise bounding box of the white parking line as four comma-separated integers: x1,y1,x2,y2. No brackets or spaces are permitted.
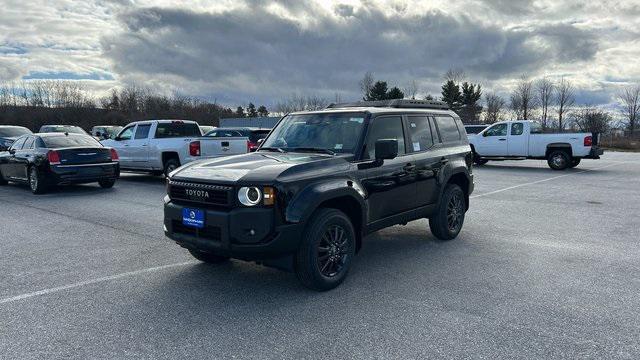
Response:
0,261,196,305
471,162,625,199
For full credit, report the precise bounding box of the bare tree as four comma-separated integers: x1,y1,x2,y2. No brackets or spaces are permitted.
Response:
570,105,611,134
273,94,329,114
359,71,374,100
555,77,575,131
444,68,465,83
618,85,640,133
404,80,419,100
511,75,535,120
484,92,506,123
536,77,554,129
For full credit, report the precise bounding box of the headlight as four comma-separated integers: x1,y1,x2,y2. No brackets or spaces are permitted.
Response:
238,186,262,206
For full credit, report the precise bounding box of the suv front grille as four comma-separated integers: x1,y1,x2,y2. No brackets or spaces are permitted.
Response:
168,180,233,207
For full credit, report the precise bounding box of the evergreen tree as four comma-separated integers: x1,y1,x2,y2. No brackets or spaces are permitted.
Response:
235,106,245,117
247,102,258,117
257,105,269,117
460,82,482,123
366,81,389,101
386,87,404,100
441,80,462,113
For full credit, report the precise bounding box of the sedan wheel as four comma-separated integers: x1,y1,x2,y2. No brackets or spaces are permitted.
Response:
29,167,47,194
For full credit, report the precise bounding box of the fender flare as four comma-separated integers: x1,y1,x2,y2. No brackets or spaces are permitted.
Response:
285,179,367,225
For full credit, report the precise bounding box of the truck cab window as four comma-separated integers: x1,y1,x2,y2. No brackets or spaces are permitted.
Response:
485,124,507,137
135,124,151,139
118,126,135,140
511,123,524,136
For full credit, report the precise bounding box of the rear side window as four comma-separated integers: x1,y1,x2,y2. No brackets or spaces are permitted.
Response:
434,116,462,142
23,137,35,149
42,135,102,148
364,116,406,160
406,116,434,152
511,123,524,136
135,124,151,139
10,137,27,150
155,123,201,138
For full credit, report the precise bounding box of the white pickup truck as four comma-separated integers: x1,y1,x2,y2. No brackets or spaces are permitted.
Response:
101,120,204,176
469,120,603,170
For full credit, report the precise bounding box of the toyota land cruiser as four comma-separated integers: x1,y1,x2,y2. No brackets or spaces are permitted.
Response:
164,99,474,291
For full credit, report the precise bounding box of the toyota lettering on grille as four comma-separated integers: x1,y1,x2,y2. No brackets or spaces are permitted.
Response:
185,188,210,199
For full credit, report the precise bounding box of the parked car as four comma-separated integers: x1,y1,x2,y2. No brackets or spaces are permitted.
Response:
0,133,119,194
187,127,272,160
101,120,202,176
469,120,603,170
464,124,487,135
0,125,33,151
199,125,216,135
91,125,123,140
164,99,474,291
39,125,89,135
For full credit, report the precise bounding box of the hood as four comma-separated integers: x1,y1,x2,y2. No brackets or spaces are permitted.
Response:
171,151,350,184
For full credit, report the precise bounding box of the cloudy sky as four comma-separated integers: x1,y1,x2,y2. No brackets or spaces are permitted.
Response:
1,0,639,107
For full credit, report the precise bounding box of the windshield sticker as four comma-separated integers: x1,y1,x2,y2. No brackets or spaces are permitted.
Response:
334,144,343,150
349,117,364,124
413,142,421,151
410,122,417,128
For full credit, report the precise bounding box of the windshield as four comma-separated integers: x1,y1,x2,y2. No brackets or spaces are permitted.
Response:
260,113,366,154
41,126,88,135
42,135,102,148
0,127,32,137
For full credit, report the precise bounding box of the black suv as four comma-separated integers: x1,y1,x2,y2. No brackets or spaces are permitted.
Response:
164,100,474,290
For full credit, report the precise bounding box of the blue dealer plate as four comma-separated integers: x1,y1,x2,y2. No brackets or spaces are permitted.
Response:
182,208,205,229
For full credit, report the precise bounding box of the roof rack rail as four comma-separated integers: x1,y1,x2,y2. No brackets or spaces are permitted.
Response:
326,99,449,110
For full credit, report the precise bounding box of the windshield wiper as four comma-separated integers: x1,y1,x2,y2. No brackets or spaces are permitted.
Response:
287,147,336,155
259,147,286,153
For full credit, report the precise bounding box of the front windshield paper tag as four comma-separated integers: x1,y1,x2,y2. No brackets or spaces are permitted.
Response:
350,117,364,124
413,142,421,151
334,144,343,150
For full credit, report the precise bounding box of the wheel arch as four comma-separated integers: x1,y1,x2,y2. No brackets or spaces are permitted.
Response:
546,143,573,158
161,151,180,166
443,171,471,211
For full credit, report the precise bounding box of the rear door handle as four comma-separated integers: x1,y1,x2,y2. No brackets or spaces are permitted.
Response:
498,138,507,141
440,157,449,164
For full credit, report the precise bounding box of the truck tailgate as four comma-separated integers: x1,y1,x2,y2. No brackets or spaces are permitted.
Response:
197,137,248,158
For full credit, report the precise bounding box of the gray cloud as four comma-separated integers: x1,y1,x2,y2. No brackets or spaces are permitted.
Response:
101,1,601,105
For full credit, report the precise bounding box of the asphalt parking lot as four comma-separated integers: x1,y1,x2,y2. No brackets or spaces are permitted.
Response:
1,151,639,359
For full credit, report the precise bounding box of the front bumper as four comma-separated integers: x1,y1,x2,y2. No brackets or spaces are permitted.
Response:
50,162,120,185
164,200,304,260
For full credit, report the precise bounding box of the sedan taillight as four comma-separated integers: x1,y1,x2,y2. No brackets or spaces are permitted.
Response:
47,150,61,165
584,135,592,146
110,148,119,161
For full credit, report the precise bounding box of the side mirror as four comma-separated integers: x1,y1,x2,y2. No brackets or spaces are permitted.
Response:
482,132,489,137
375,139,398,161
8,149,16,155
257,138,264,144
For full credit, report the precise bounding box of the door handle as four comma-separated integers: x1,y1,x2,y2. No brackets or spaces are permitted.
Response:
498,138,507,141
142,144,148,147
403,163,416,171
440,157,449,164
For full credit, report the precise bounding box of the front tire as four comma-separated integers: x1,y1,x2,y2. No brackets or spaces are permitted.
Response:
473,152,488,166
29,167,49,194
547,150,570,170
98,178,116,188
295,208,356,291
429,184,466,240
188,249,229,264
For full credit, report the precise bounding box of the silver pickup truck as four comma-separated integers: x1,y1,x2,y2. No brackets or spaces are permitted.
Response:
190,127,271,160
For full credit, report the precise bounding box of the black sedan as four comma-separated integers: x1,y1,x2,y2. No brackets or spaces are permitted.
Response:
0,125,33,151
0,133,120,194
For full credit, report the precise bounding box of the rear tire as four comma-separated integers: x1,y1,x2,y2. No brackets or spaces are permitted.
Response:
98,178,116,188
547,150,570,170
163,158,180,177
295,208,356,291
569,158,581,168
188,249,230,264
429,184,466,240
29,167,48,194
